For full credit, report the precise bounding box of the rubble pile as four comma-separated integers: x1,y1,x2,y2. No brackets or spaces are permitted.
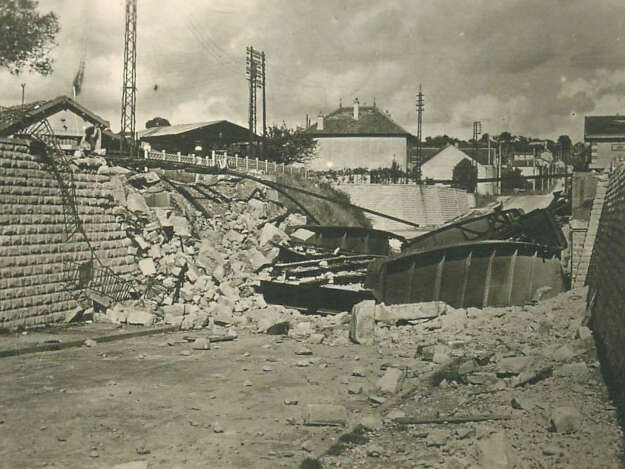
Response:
314,287,623,468
93,168,334,338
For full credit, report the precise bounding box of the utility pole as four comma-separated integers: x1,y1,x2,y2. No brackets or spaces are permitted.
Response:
498,141,502,194
20,83,26,109
261,51,266,140
246,46,266,158
120,0,137,155
472,121,482,164
415,84,424,182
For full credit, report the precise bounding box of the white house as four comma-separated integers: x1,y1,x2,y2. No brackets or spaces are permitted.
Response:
421,144,496,195
306,98,414,171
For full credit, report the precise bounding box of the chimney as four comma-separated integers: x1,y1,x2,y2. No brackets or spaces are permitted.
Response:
353,97,360,120
317,113,324,131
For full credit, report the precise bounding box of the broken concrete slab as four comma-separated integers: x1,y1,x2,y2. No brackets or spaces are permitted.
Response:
376,367,403,394
192,337,211,350
259,223,289,246
64,306,83,323
349,300,376,346
550,406,582,433
554,362,591,384
477,432,518,469
374,301,447,324
126,192,150,213
127,310,155,326
245,247,270,271
304,404,347,426
170,216,192,237
496,356,534,376
291,228,316,243
289,321,314,339
426,429,448,447
138,258,157,277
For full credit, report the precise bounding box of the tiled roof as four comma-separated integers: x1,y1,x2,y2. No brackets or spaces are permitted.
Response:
307,106,412,136
585,115,625,137
0,95,110,137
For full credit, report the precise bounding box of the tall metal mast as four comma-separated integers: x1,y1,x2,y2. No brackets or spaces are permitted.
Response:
121,0,137,154
246,46,266,157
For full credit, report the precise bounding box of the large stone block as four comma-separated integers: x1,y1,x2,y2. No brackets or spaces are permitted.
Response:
349,300,376,345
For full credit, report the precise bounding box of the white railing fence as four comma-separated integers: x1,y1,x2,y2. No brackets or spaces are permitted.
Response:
143,149,310,179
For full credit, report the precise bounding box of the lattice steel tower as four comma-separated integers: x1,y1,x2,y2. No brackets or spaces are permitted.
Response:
121,0,137,153
246,46,266,156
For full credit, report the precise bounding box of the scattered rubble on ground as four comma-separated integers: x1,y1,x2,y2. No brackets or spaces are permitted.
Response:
12,164,622,468
312,287,623,468
87,167,345,340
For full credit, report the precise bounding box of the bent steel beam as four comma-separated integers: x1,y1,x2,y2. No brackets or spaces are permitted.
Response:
290,225,406,256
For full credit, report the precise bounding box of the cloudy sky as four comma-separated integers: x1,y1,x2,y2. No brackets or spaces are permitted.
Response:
4,0,625,141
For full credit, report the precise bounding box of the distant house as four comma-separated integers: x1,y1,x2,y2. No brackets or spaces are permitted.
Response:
420,144,496,195
584,115,625,169
138,121,250,156
0,95,111,154
306,98,414,171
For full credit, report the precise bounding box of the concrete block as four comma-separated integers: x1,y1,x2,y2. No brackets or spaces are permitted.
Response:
349,300,376,345
550,406,582,433
477,432,518,469
377,367,403,394
138,258,156,276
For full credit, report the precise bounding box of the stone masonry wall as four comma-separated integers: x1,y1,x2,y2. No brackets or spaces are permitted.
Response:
587,163,625,418
0,139,135,329
337,184,476,232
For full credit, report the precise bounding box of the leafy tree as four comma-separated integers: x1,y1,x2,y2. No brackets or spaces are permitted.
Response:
145,117,171,128
0,1,60,75
425,134,465,147
263,123,317,164
496,131,512,143
452,158,477,192
501,167,526,193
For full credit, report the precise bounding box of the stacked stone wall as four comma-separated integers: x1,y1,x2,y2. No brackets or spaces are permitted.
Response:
587,163,625,418
0,139,135,329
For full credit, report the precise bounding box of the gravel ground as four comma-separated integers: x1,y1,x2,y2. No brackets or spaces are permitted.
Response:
0,287,623,469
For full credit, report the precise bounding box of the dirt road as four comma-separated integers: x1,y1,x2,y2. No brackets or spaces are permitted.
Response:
1,288,624,469
0,331,386,469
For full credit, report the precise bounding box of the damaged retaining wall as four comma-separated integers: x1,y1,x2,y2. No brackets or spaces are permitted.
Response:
336,184,475,232
0,138,135,329
587,163,625,419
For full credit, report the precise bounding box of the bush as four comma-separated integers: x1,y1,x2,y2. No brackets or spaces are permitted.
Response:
452,159,477,192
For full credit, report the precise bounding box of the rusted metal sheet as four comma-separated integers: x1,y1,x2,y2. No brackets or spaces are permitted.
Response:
289,225,405,256
403,209,523,253
403,208,566,253
366,241,565,308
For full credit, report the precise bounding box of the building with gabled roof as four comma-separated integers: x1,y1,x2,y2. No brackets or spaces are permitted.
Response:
420,143,496,195
0,95,111,153
306,98,415,171
584,115,625,169
138,120,250,156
